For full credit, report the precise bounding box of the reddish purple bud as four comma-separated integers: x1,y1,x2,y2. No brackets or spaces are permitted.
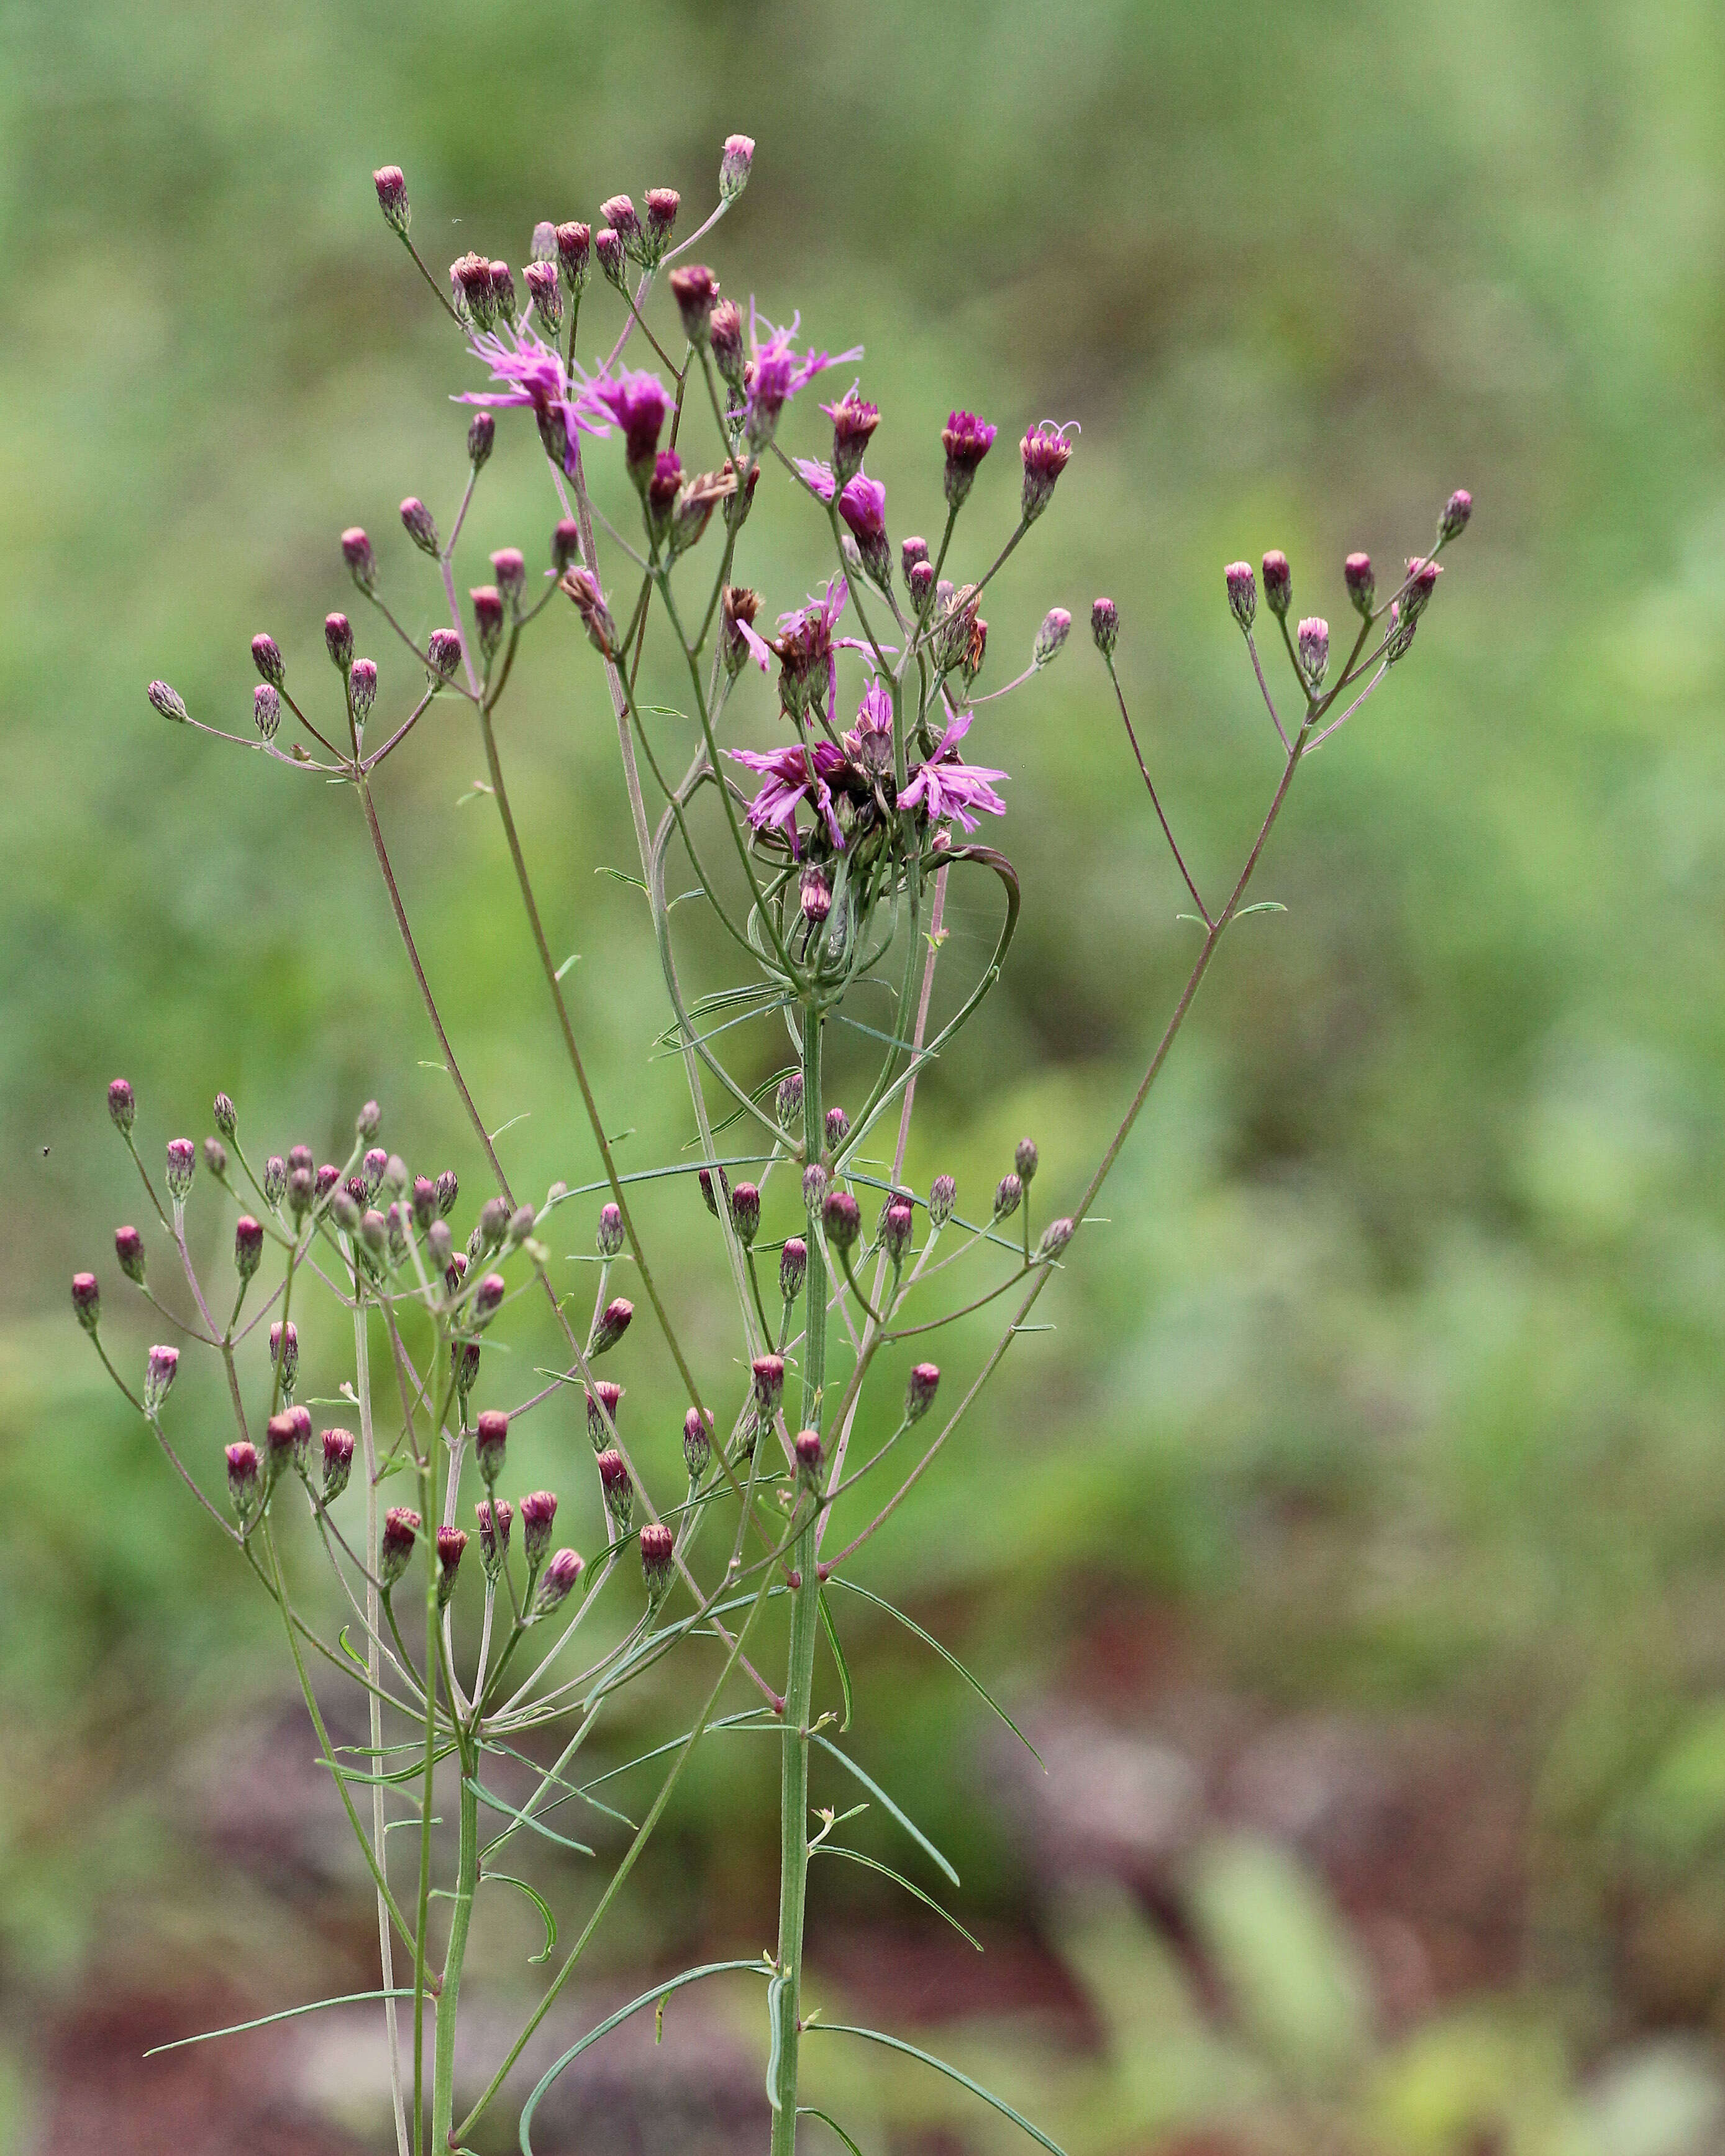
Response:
251,634,284,688
822,1189,861,1251
942,411,996,509
779,1237,807,1303
596,1449,633,1532
555,221,591,291
234,1215,263,1281
453,1339,481,1398
427,627,462,683
473,1274,506,1331
165,1137,195,1201
776,1071,804,1134
1039,1216,1075,1258
552,517,581,572
929,1174,957,1227
400,496,439,555
719,134,754,202
269,1319,298,1396
591,1297,632,1356
380,1506,420,1588
436,1526,468,1606
362,1148,388,1196
147,680,188,723
488,259,516,319
1015,1138,1039,1184
476,1496,512,1575
1090,596,1118,657
342,527,376,594
535,1546,583,1614
263,1156,287,1208
348,657,377,722
643,188,680,263
825,1106,849,1150
491,548,526,612
144,1342,179,1415
71,1271,100,1334
994,1172,1022,1219
586,1380,622,1451
115,1224,145,1283
803,1163,829,1216
698,1163,729,1217
373,166,409,236
1034,607,1072,666
752,1355,785,1419
325,611,353,670
827,391,880,488
596,1201,624,1258
794,1428,823,1490
881,1198,914,1264
1403,555,1442,623
683,1407,713,1480
107,1076,135,1132
1225,561,1256,631
471,586,505,662
594,225,626,287
263,1410,298,1485
1344,553,1375,616
322,1426,355,1501
730,1181,761,1248
670,263,719,347
521,1488,558,1564
1261,550,1291,621
640,1519,674,1596
902,536,929,582
1440,488,1472,542
468,409,496,470
801,865,832,927
288,1144,313,1176
1297,616,1329,688
477,1196,510,1249
905,1362,940,1422
561,566,619,657
252,683,280,740
599,193,639,240
525,256,563,333
202,1135,227,1182
227,1440,261,1515
1020,423,1075,522
907,558,936,618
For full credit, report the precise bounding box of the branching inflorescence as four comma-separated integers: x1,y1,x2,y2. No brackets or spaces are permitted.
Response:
86,135,1472,2156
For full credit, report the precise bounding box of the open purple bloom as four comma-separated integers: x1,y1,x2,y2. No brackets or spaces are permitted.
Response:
457,327,609,473
771,574,853,719
899,709,1008,832
593,367,671,471
743,306,863,450
842,675,894,775
731,739,848,853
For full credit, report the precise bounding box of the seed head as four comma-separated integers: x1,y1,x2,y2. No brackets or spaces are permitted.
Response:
640,1520,675,1597
1261,550,1292,621
71,1271,100,1334
147,680,188,723
586,1380,622,1452
380,1506,420,1590
476,1497,513,1575
719,134,755,202
436,1526,468,1607
166,1137,195,1201
324,612,353,671
591,1297,632,1357
115,1224,145,1284
730,1181,761,1248
905,1362,940,1423
596,1201,624,1258
234,1214,263,1281
107,1077,135,1133
1344,553,1375,616
994,1171,1022,1220
373,165,409,236
929,1173,957,1228
535,1547,584,1616
144,1343,179,1416
322,1426,355,1501
596,1450,633,1533
1297,616,1329,688
683,1407,714,1481
1225,560,1257,631
822,1189,861,1252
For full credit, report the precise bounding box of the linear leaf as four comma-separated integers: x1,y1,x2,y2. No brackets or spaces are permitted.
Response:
799,2110,866,2156
805,2024,1068,2156
818,1590,853,1733
827,1578,1043,1767
811,1734,959,1888
484,1871,558,1964
143,1990,415,2057
465,1779,594,1857
812,1844,981,1949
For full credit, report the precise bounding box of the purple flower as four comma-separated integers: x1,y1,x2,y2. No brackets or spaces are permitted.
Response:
942,410,997,509
842,675,894,776
731,739,848,854
743,305,863,450
457,327,608,474
770,574,853,719
898,709,1008,833
591,367,670,473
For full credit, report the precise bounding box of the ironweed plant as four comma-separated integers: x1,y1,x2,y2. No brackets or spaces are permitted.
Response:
76,134,1472,2155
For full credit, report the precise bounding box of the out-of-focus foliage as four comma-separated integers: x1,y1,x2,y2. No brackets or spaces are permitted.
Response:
6,0,1725,2144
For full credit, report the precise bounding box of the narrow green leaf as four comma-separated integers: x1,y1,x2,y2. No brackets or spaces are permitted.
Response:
143,1989,415,2056
594,865,647,891
812,1844,982,1949
519,1961,772,2147
805,2024,1068,2156
799,2108,866,2156
828,1578,1043,1767
811,1734,959,1887
484,1871,558,1964
764,1970,789,2110
465,1778,594,1857
317,1744,457,1787
818,1590,853,1734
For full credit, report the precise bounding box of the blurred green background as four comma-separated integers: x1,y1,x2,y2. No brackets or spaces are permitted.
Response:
7,0,1725,2148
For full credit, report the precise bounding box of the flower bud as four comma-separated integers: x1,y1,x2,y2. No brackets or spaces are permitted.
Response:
596,1200,624,1258
288,1144,314,1176
881,1198,914,1264
348,658,377,722
825,1106,850,1150
115,1224,145,1283
1020,422,1074,521
427,1218,452,1270
363,1148,389,1198
901,558,933,620
144,1342,179,1415
470,1272,506,1329
731,1181,761,1247
1015,1137,1039,1184
942,411,996,510
1261,550,1291,620
595,226,627,288
776,1072,804,1133
1225,561,1256,631
800,865,832,924
1297,616,1329,688
471,1196,506,1251
227,1440,261,1517
252,633,284,688
407,1176,434,1234
380,1506,420,1590
521,1488,558,1567
373,165,409,236
330,1189,362,1234
640,1519,674,1598
591,1297,632,1356
828,391,880,487
437,1526,468,1607
752,1355,785,1421
552,518,581,574
71,1271,100,1334
486,258,516,321
683,1406,714,1480
1440,488,1472,543
794,1428,824,1492
904,1362,940,1423
1090,596,1119,657
1039,1216,1075,1259
453,1339,481,1401
252,683,280,740
200,1140,226,1188
147,680,188,723
490,550,527,618
108,1077,135,1133
1403,555,1442,624
166,1137,195,1201
399,496,440,557
525,256,563,334
269,1319,298,1398
262,1409,297,1488
719,134,755,201
264,1155,287,1208
822,1189,861,1251
319,1426,355,1502
573,1382,619,1457
994,1172,1022,1220
468,409,496,470
535,1547,584,1616
698,1165,729,1218
644,186,680,259
709,299,745,391
802,1163,829,1216
288,1165,315,1221
342,527,376,596
322,613,353,673
476,1497,513,1575
1033,607,1072,666
596,1450,633,1533
561,566,619,657
766,1239,804,1309
1344,553,1375,616
471,586,505,662
234,1214,263,1281
929,1173,957,1227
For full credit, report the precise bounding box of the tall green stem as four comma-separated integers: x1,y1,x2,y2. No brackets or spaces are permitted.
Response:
432,1739,479,2149
768,1004,827,2155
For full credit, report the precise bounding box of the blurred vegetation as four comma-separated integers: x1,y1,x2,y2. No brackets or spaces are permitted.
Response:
6,0,1725,2146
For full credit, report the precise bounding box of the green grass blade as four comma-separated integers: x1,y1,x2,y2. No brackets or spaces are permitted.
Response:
805,2024,1067,2156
